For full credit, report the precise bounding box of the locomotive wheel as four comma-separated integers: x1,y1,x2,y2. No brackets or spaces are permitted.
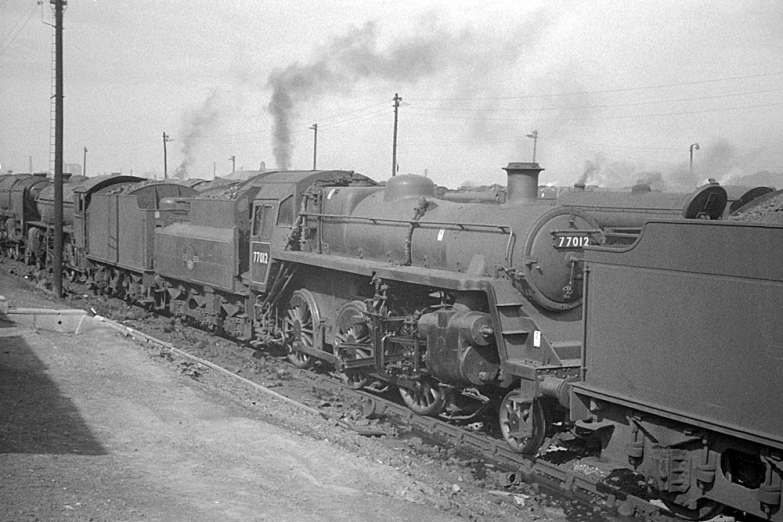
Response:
334,301,372,389
284,290,318,369
108,271,122,299
335,324,371,389
498,390,547,454
399,378,446,416
661,497,723,521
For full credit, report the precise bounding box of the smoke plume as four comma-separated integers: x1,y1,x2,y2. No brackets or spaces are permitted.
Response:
175,90,222,179
667,139,760,191
575,154,636,188
574,139,769,193
267,21,457,170
265,12,552,171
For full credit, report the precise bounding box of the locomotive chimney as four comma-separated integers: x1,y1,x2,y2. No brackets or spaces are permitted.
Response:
503,162,543,203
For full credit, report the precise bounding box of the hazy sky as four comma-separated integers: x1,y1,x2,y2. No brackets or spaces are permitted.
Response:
1,0,782,190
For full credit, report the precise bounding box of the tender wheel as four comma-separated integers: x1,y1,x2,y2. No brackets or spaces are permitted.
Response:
661,497,723,521
334,301,372,389
499,390,547,454
25,228,42,266
399,378,446,416
108,270,125,299
283,290,319,369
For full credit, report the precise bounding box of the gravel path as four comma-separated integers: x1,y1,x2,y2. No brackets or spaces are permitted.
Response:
0,267,543,522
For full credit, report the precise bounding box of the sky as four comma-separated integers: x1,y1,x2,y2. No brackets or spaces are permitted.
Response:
1,0,782,190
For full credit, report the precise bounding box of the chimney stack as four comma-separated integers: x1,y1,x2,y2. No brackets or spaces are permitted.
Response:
503,162,543,203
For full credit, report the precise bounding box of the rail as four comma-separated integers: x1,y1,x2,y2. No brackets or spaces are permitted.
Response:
118,315,677,521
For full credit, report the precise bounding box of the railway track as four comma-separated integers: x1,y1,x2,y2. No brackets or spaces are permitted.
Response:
5,261,754,522
78,298,680,522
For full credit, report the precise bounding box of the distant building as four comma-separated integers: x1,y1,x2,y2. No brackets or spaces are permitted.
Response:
65,164,82,176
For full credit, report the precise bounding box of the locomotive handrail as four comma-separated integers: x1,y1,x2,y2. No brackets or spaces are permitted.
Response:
300,211,517,266
301,211,512,233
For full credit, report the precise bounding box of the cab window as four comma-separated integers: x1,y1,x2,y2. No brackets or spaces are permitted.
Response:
277,195,294,226
252,204,275,239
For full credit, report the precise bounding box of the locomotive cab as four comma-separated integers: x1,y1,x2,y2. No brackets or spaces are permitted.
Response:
249,183,297,292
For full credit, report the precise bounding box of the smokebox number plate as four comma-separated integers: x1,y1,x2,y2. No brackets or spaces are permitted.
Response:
554,235,590,249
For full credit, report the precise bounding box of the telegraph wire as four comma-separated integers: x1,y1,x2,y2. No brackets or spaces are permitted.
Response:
100,71,783,167
405,70,783,102
317,106,389,130
0,0,38,54
404,100,783,123
110,97,783,150
537,137,680,152
312,101,389,124
406,87,783,113
401,134,682,152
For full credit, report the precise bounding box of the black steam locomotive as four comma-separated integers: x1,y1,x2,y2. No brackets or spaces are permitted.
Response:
0,166,779,520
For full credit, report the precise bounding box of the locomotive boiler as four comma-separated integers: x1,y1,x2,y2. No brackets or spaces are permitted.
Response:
265,163,729,453
0,173,50,254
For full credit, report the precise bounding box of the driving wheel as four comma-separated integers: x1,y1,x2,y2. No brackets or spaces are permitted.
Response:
334,301,373,389
283,290,319,368
399,378,446,416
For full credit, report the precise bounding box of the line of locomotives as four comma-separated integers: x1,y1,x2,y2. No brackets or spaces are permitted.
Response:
0,164,780,521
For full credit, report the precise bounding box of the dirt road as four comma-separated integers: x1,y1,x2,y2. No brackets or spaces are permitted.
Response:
0,276,491,521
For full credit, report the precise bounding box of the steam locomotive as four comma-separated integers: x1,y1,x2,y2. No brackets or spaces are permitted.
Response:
1,165,780,520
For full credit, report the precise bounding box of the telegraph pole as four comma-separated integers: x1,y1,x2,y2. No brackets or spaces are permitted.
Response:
310,123,318,170
162,132,171,179
689,143,700,176
83,146,87,176
392,93,402,177
51,0,66,299
526,130,539,163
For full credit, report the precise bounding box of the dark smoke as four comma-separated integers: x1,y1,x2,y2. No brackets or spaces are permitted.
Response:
267,21,456,171
175,90,222,179
634,171,665,191
576,158,599,186
667,139,758,191
575,139,765,193
575,154,635,188
265,11,553,171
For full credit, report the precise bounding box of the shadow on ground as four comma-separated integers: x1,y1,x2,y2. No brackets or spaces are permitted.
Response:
0,327,106,456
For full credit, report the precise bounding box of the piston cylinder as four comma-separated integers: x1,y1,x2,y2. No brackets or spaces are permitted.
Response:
418,309,498,386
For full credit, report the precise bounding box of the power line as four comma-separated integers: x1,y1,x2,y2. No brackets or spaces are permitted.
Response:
406,87,783,113
404,100,783,123
317,106,389,129
538,137,680,152
312,101,389,124
405,71,783,102
0,0,38,54
107,95,783,152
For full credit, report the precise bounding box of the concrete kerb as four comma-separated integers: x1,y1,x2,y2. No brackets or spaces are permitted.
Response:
0,294,343,428
0,294,124,335
3,307,99,333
